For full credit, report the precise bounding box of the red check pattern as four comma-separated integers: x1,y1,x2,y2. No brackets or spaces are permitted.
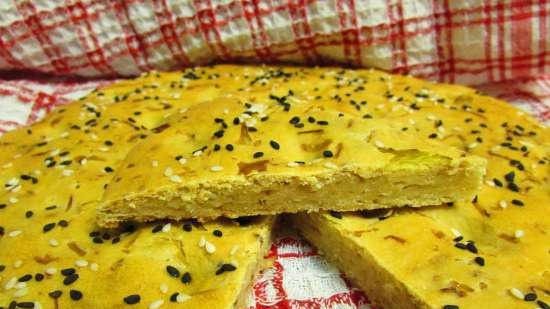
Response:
0,0,549,84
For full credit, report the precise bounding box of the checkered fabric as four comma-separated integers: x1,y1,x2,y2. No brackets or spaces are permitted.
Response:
0,0,549,84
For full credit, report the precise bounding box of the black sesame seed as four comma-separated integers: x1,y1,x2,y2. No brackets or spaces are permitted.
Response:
214,144,221,151
233,117,240,125
35,273,44,281
166,265,180,278
0,265,5,272
92,236,104,244
61,268,76,276
0,204,6,210
216,263,237,275
15,302,34,308
43,222,56,233
89,231,100,237
181,272,192,284
213,230,223,237
317,120,328,126
323,150,333,158
45,205,57,211
442,305,459,309
329,211,343,219
269,140,280,150
289,116,300,125
123,294,141,305
18,274,32,282
511,199,524,206
466,242,478,254
182,221,193,232
214,118,224,123
493,179,503,187
25,211,33,218
474,256,485,266
151,224,163,233
537,300,550,309
112,237,120,244
104,140,113,146
170,293,179,302
58,220,69,227
428,133,438,139
104,166,114,173
48,290,62,299
213,130,224,138
524,293,537,301
63,273,79,285
504,171,515,183
225,144,234,151
453,236,463,242
8,301,16,309
253,152,264,158
507,182,520,192
70,290,83,300
307,116,316,123
248,127,258,132
454,243,467,250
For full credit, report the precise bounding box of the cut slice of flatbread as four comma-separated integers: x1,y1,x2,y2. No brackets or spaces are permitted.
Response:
0,71,275,309
97,95,485,227
292,76,550,309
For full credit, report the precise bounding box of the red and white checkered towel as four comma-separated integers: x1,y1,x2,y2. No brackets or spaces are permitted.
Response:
0,1,549,308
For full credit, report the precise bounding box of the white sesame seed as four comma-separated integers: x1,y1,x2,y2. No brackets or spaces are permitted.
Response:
60,131,70,138
169,175,182,183
193,150,203,157
164,167,173,177
324,162,338,169
437,126,445,133
427,114,437,121
13,260,22,268
198,236,206,248
178,158,187,165
287,162,300,167
162,223,172,233
210,165,223,172
14,282,26,290
45,267,57,275
89,263,99,271
149,299,164,309
159,283,169,294
376,104,385,110
510,287,524,300
49,149,60,156
151,160,159,167
62,169,74,176
467,143,478,149
450,228,462,238
12,287,28,298
499,200,508,209
98,146,109,152
205,241,216,254
4,277,17,290
514,230,524,238
8,230,22,237
176,293,191,303
485,180,495,187
80,158,87,165
34,302,42,309
374,140,385,148
75,259,89,268
9,197,18,204
230,245,240,256
49,239,59,247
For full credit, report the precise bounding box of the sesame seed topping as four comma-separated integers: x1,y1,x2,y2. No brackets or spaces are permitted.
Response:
48,290,62,299
75,259,88,268
374,140,385,148
205,241,216,254
442,305,459,309
49,239,59,247
176,293,191,303
159,283,169,294
43,222,56,233
9,230,22,237
148,299,164,309
169,175,182,183
163,167,173,177
524,293,537,301
216,263,237,275
181,272,192,284
323,150,333,158
499,200,508,209
45,267,57,275
210,165,223,172
510,287,524,300
70,289,83,301
166,265,180,278
123,294,141,305
474,256,485,266
511,199,524,206
269,140,280,150
514,229,524,238
253,152,264,158
63,273,79,285
213,230,223,237
178,157,187,165
287,162,300,167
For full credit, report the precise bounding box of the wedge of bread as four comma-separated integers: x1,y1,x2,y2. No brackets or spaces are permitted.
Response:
292,75,550,309
0,71,275,309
